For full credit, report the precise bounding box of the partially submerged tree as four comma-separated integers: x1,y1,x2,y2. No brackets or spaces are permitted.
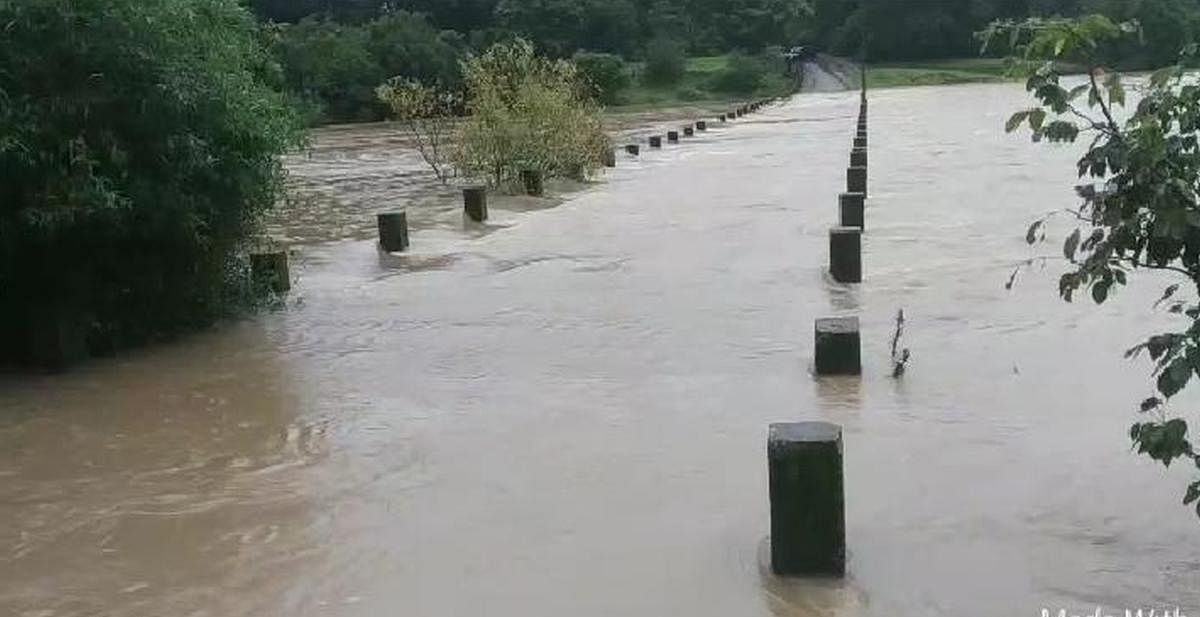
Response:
983,15,1200,515
456,39,609,188
376,79,462,183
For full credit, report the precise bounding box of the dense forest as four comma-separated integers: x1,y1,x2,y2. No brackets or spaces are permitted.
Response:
250,0,1200,123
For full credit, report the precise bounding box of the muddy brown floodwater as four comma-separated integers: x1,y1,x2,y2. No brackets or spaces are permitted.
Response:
3,85,1200,617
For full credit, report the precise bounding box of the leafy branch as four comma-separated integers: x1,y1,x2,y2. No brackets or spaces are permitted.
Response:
985,15,1200,516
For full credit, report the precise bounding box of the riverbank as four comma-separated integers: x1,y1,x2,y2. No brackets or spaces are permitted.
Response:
609,55,797,111
866,58,1012,89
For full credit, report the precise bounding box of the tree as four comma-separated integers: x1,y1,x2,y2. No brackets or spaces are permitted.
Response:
456,39,609,187
984,15,1200,516
377,79,462,183
271,11,465,123
572,51,631,104
643,36,687,85
0,0,304,367
273,17,383,122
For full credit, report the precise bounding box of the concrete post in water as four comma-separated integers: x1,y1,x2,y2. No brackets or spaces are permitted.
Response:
847,166,867,196
521,169,544,196
838,192,865,229
850,148,867,168
683,126,694,137
720,114,728,123
667,130,679,144
463,186,488,222
829,226,862,284
603,149,617,167
768,421,846,577
814,316,861,375
696,120,708,131
626,144,641,156
377,212,410,253
251,250,291,293
649,135,663,148
735,108,743,118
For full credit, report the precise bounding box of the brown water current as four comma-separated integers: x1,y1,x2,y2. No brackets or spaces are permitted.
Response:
3,84,1200,617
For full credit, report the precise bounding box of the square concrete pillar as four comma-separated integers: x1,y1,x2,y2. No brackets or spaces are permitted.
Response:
377,212,409,252
829,226,862,283
769,421,846,577
839,192,865,229
814,316,861,376
847,166,867,196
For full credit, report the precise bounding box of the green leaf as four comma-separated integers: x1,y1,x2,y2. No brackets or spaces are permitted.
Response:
1026,219,1044,244
1092,280,1110,304
1006,110,1030,133
1063,228,1081,261
1159,359,1191,398
1029,108,1047,131
1155,284,1180,308
1186,482,1200,506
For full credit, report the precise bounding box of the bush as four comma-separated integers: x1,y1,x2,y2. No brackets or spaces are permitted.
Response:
0,0,305,367
709,52,768,93
572,51,630,104
456,39,610,187
643,37,687,85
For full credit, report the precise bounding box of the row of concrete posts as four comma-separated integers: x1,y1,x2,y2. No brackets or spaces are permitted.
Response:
769,87,870,580
248,99,778,294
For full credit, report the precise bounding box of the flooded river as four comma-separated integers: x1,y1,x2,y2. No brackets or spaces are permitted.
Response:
3,84,1199,617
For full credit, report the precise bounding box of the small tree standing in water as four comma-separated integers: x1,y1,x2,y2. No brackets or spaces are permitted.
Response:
983,15,1200,516
456,39,610,188
376,79,461,184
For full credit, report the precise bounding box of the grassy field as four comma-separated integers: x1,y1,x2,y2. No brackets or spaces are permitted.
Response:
866,58,1013,89
610,55,797,111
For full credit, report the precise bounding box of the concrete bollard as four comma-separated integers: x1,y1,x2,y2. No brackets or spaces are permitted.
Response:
720,114,728,122
251,250,291,293
735,108,743,118
603,149,617,167
814,316,862,375
847,166,867,196
853,136,867,149
838,192,865,229
769,421,846,577
850,148,867,168
649,135,663,148
667,130,679,143
377,212,410,253
463,186,488,222
696,120,708,131
521,169,544,196
829,226,862,284
683,126,694,137
626,144,641,156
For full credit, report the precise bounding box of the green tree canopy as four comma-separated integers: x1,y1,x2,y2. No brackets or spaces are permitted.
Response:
0,0,304,367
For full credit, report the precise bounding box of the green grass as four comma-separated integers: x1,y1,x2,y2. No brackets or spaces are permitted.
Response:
866,58,1012,89
610,54,797,111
